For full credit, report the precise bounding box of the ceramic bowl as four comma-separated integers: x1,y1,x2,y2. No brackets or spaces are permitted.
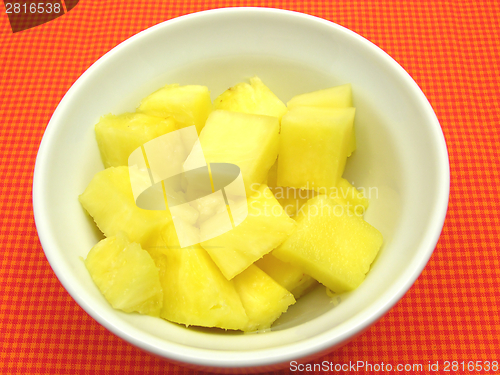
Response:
33,7,449,372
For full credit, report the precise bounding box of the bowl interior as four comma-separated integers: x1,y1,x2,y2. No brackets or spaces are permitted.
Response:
34,8,448,368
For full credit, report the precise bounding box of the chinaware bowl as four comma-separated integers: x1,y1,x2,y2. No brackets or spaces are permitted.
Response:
33,7,449,372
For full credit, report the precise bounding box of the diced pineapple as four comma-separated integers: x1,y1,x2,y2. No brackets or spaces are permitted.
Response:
79,79,382,331
79,166,172,248
277,107,355,191
286,84,353,109
189,193,227,223
201,184,296,280
276,195,308,217
270,163,366,217
213,76,287,120
85,232,163,316
183,110,280,196
267,161,310,216
232,264,295,331
287,84,356,156
289,275,318,299
137,84,212,134
273,195,383,293
256,254,316,299
272,182,368,218
272,187,314,217
327,178,369,216
147,223,248,330
95,113,177,168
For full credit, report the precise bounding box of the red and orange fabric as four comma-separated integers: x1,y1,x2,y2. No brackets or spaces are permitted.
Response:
0,1,499,374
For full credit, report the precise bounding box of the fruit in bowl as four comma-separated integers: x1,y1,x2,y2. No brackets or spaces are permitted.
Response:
80,76,384,332
33,7,449,372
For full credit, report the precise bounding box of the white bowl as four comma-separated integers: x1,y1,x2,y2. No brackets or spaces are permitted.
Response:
33,7,449,372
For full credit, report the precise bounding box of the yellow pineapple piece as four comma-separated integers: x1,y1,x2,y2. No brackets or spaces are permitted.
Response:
272,183,368,218
232,264,295,332
267,161,311,216
95,113,177,168
148,223,248,330
287,84,353,109
277,107,355,191
324,178,369,216
183,110,279,196
269,160,366,217
201,184,296,280
272,187,314,217
214,76,287,120
273,195,383,293
79,166,173,248
287,84,356,155
85,232,163,316
137,84,212,134
256,254,316,299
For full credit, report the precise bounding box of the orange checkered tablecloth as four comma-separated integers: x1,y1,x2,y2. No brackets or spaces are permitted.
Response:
1,0,499,374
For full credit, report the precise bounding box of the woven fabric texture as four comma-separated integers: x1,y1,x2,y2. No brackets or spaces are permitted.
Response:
1,1,499,374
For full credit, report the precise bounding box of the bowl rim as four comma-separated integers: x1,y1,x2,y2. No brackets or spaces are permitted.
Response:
32,6,450,370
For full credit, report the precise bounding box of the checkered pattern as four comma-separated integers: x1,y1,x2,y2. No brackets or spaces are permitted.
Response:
1,0,499,374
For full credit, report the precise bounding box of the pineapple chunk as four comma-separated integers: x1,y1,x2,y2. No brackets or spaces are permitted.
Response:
79,166,172,248
233,264,295,331
213,76,287,120
272,187,313,217
270,162,367,217
85,233,163,316
277,107,355,191
327,178,369,216
95,113,177,168
201,184,296,280
148,223,248,330
287,83,352,109
272,183,368,218
256,254,316,299
183,110,279,196
267,161,310,216
287,84,356,155
137,84,212,134
273,195,383,293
